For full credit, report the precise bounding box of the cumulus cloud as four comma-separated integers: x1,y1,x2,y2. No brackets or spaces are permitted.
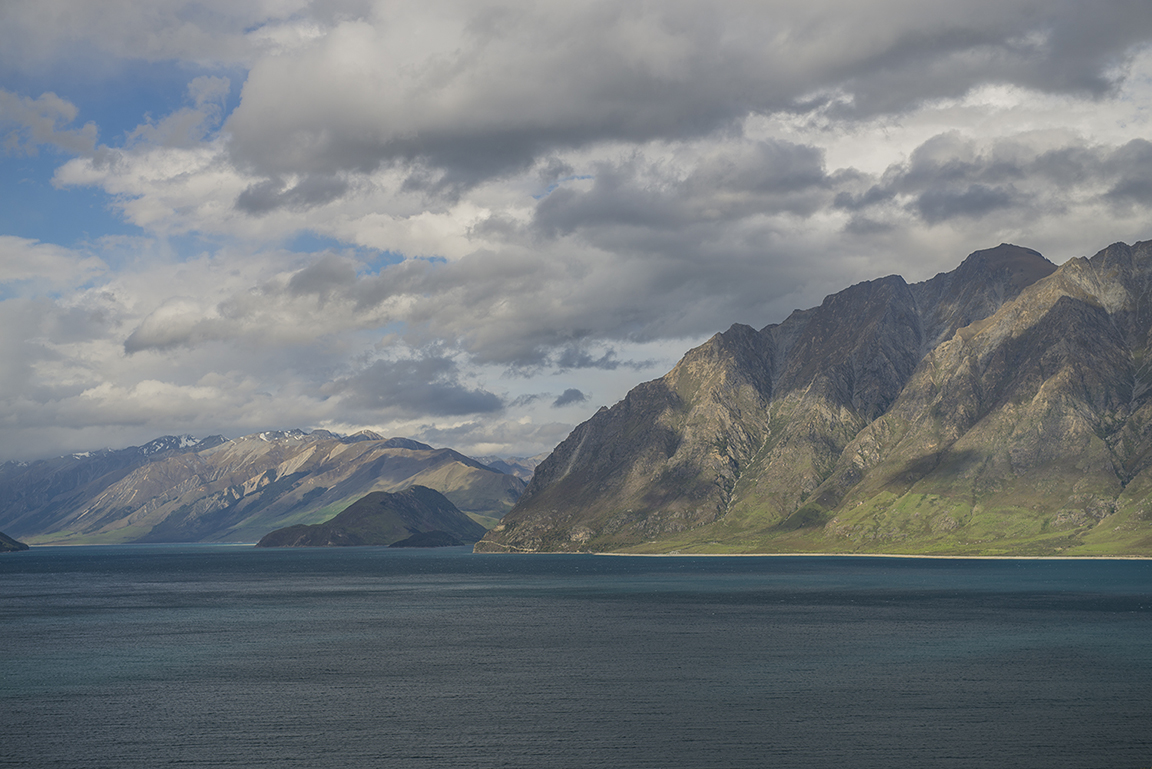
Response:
217,0,1152,194
7,0,1152,463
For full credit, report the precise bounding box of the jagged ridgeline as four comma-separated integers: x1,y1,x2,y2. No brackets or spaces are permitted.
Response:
478,241,1152,556
0,431,525,545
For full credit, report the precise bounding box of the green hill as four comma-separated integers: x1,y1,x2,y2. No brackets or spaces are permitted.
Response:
257,486,487,547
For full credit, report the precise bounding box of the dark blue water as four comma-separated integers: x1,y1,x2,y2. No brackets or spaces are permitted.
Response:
2,547,1150,769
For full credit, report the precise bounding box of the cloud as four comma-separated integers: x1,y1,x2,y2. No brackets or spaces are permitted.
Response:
553,388,587,407
411,417,576,458
214,0,1152,194
8,0,1152,465
123,297,223,353
235,174,352,214
826,132,1152,231
323,357,504,417
0,89,97,155
124,77,230,149
1103,139,1152,207
0,236,105,287
0,0,311,69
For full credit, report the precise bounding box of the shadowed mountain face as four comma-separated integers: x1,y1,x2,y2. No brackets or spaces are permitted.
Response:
256,486,486,547
481,242,1152,556
1,430,524,545
0,530,29,552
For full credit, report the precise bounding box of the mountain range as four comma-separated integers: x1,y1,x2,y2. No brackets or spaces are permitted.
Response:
1,430,524,545
473,454,550,480
478,241,1152,556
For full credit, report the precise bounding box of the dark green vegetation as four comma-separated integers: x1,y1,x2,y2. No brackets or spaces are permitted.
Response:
479,241,1152,556
1,431,523,545
388,530,469,548
0,530,29,552
256,486,486,547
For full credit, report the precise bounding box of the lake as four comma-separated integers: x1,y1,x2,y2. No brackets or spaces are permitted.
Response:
2,546,1150,768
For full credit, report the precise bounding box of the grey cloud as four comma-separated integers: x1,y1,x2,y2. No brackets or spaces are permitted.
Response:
553,388,587,407
833,185,897,212
288,253,359,298
916,184,1018,224
553,347,621,371
535,140,831,238
325,357,503,417
834,133,1152,225
824,3,1152,117
236,174,351,214
1104,139,1152,206
125,128,1152,375
220,1,1152,188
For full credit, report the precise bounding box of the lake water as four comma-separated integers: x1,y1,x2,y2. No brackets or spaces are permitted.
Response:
2,546,1150,769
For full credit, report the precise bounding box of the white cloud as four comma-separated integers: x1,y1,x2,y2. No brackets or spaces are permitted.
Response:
0,236,105,287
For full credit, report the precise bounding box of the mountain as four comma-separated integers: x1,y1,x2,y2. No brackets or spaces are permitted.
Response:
0,434,227,539
256,486,486,547
1,430,525,545
472,453,550,480
478,241,1152,556
0,530,29,552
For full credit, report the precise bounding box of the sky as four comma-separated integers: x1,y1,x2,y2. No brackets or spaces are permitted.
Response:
3,0,1152,462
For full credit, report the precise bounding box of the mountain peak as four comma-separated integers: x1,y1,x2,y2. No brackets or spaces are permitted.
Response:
378,436,434,450
479,239,1152,557
951,243,1055,290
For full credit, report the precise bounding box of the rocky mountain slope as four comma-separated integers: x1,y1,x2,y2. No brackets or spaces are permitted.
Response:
1,430,524,545
256,486,486,547
0,530,29,552
478,241,1152,556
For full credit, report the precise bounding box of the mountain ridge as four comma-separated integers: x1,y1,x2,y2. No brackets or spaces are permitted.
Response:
478,241,1152,556
1,430,525,545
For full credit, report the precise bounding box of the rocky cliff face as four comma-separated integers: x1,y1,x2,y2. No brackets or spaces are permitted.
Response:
1,430,524,545
478,242,1152,555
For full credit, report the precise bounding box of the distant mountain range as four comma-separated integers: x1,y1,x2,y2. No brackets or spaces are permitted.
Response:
473,453,550,480
1,430,525,545
479,241,1152,556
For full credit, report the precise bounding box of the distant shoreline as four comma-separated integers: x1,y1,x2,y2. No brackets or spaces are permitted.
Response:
592,551,1152,560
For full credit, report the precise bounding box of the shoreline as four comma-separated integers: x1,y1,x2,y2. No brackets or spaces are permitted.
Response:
591,551,1152,560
